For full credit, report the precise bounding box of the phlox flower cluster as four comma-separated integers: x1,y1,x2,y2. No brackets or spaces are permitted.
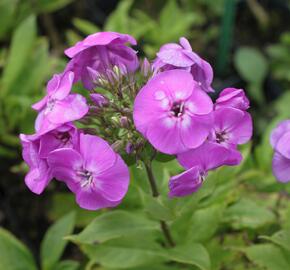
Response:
20,32,253,210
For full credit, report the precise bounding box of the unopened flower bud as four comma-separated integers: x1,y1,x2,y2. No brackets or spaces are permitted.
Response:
111,140,123,152
113,65,121,78
120,116,130,128
87,67,100,83
141,58,151,77
125,142,134,154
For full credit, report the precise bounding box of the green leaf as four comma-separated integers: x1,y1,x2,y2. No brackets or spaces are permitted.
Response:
73,18,100,35
54,260,79,270
67,210,159,244
83,234,168,269
139,188,175,221
0,228,37,270
41,212,76,270
224,198,275,229
186,204,225,243
168,243,211,270
104,0,133,33
2,15,36,96
11,37,51,95
242,244,290,270
261,230,290,252
0,0,17,39
234,47,268,83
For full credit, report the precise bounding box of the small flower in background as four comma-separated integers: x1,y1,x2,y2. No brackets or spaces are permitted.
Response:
215,88,250,111
19,123,78,194
152,37,214,93
270,120,290,182
47,134,130,210
133,69,213,154
64,32,139,90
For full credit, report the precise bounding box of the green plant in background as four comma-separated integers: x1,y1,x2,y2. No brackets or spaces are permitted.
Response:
267,32,290,86
234,47,268,105
0,212,77,270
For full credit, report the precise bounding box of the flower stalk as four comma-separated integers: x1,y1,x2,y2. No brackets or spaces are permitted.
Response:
144,160,175,247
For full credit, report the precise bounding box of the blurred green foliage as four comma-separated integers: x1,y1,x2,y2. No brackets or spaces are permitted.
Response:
1,0,290,269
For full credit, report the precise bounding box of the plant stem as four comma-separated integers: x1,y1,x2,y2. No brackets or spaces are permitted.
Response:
144,162,175,247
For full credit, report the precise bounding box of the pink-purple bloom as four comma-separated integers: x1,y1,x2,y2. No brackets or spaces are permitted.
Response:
169,142,236,197
47,134,130,210
152,37,214,93
270,120,290,182
209,107,252,161
20,124,78,194
215,88,250,111
169,98,253,197
64,32,139,90
20,31,255,208
33,71,89,134
133,69,213,154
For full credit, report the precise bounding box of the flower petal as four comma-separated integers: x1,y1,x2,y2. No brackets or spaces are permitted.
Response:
79,134,117,173
168,166,203,197
272,152,290,183
47,94,88,124
95,156,130,201
178,141,241,171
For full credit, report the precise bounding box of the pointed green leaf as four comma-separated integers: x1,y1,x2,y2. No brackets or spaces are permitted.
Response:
168,243,211,270
2,15,36,96
261,230,290,252
67,210,159,244
41,212,76,270
0,228,37,270
243,244,290,270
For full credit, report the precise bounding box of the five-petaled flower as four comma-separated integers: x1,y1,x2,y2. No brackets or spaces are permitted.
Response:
133,69,213,154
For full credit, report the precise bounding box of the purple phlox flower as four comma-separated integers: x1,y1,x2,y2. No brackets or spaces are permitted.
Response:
169,142,235,197
64,32,139,90
152,37,214,93
133,69,213,155
47,134,130,210
20,123,78,194
210,107,253,146
270,120,290,182
207,107,253,165
33,71,89,135
215,88,250,111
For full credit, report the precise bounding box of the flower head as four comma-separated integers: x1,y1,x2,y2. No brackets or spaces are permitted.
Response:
270,120,290,182
47,134,130,210
169,142,235,197
152,37,214,93
20,124,78,194
32,71,88,134
133,69,213,154
210,107,252,148
64,32,139,90
215,88,250,111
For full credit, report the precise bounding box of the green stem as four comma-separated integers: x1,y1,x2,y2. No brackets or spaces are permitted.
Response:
144,162,175,247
